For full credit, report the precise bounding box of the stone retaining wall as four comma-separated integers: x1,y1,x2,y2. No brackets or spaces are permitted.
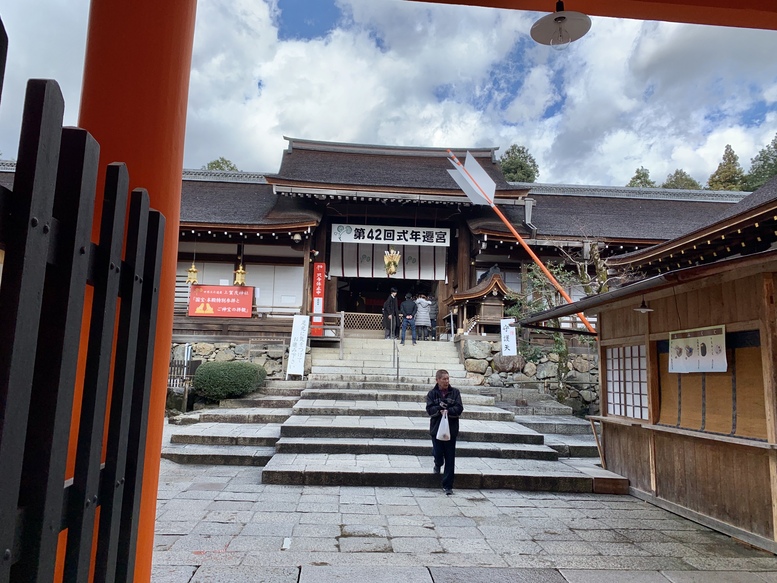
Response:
170,340,310,379
458,338,600,415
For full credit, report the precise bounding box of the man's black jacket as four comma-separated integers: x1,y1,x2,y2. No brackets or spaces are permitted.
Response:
425,384,464,439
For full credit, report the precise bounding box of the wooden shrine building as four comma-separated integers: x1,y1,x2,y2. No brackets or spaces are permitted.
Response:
520,176,777,552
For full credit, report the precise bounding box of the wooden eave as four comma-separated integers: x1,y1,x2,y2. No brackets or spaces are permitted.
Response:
608,201,777,273
266,178,528,206
179,220,319,233
445,273,513,307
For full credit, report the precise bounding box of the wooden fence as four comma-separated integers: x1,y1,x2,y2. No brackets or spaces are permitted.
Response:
0,16,165,583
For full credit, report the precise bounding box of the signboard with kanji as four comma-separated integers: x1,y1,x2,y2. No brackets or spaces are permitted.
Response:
310,262,326,336
500,318,517,356
331,224,450,246
188,285,254,318
287,315,310,378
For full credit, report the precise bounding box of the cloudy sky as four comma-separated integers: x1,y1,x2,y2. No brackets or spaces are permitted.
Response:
0,0,776,186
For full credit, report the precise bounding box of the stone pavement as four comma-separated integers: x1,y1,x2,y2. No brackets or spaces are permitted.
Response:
152,460,777,583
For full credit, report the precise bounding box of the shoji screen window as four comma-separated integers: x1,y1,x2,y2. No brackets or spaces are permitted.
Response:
605,345,648,420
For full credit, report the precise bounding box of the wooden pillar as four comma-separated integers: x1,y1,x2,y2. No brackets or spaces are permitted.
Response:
75,1,197,581
759,273,777,540
456,220,471,291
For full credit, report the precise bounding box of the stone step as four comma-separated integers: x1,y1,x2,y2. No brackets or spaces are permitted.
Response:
196,407,292,424
261,387,305,397
300,388,495,406
291,399,514,421
161,443,275,466
220,395,300,408
544,434,601,458
264,380,307,389
510,401,574,416
312,358,466,376
274,437,559,461
279,416,544,444
302,380,483,393
169,422,281,446
260,453,624,493
517,415,596,435
307,373,477,386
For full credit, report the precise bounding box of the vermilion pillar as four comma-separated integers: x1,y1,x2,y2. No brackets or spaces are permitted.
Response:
77,2,197,581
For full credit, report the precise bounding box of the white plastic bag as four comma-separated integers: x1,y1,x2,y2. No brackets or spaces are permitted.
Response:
436,410,451,441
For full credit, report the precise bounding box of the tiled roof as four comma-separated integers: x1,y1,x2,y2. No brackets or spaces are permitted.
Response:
180,179,320,227
269,138,515,192
468,192,733,242
511,182,748,203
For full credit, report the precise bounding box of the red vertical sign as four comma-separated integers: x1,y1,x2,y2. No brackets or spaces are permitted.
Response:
311,262,326,336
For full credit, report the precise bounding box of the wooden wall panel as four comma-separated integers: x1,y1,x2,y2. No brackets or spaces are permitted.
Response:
678,373,702,431
647,275,762,336
705,370,733,434
657,353,678,426
654,432,772,538
603,423,652,492
736,346,767,440
599,305,644,342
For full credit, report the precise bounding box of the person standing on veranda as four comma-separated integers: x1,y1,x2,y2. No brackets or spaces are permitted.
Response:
428,296,439,340
425,369,463,495
399,292,418,345
382,287,399,339
415,294,432,341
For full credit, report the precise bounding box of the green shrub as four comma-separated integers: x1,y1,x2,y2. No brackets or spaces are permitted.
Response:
192,361,267,401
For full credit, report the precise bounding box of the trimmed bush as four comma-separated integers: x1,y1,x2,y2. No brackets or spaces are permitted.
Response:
192,361,267,402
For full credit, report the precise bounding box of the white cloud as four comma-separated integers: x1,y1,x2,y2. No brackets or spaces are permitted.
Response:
1,0,776,187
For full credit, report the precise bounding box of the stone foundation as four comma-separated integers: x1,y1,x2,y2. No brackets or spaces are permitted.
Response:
457,338,600,416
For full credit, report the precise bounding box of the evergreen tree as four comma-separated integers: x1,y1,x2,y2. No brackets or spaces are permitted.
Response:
661,169,702,190
744,133,777,192
499,144,539,183
706,145,744,191
202,157,239,172
626,166,656,188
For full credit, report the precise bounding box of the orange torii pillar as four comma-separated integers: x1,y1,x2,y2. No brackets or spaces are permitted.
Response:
76,1,197,581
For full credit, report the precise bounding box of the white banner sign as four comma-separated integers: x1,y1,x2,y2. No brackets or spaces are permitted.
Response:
500,318,517,356
286,315,310,378
669,325,727,373
331,223,450,246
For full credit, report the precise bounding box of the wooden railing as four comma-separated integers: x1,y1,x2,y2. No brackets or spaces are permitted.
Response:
0,19,164,583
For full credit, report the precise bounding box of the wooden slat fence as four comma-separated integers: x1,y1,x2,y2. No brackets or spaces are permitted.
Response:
0,16,165,583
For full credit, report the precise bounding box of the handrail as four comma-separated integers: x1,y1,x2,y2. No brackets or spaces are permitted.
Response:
393,337,400,383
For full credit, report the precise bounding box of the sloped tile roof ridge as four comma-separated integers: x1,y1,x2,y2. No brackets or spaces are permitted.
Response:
284,136,497,159
510,181,749,203
183,168,268,183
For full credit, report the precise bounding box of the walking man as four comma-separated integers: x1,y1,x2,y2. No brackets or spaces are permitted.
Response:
382,287,399,339
425,369,463,495
399,292,418,345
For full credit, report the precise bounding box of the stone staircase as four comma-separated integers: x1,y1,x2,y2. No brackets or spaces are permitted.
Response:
163,338,624,493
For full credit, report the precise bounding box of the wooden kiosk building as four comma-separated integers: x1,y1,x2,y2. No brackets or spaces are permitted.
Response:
520,177,777,552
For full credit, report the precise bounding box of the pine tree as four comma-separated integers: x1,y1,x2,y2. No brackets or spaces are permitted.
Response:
744,133,777,192
202,157,239,172
706,145,744,191
499,145,539,183
661,169,702,190
626,166,656,188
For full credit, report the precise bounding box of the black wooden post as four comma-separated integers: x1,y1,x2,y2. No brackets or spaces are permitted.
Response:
0,79,64,583
115,210,165,583
13,128,99,582
94,189,150,581
64,164,128,582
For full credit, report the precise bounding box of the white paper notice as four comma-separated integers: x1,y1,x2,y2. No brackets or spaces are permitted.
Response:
668,325,727,373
